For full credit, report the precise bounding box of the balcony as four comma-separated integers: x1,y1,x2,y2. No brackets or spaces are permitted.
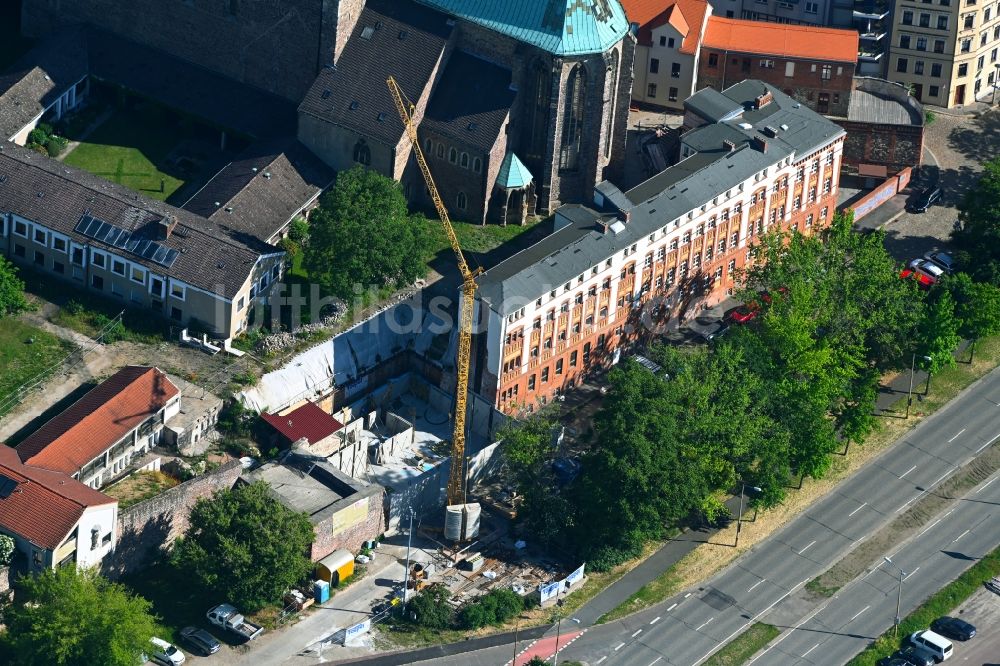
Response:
858,48,886,62
853,0,889,19
858,30,888,41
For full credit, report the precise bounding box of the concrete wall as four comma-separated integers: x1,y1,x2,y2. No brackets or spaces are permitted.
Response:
102,460,243,578
847,166,913,220
633,24,699,111
309,485,384,562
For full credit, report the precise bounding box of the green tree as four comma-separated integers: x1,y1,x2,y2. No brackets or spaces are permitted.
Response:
0,535,14,565
0,256,27,316
914,289,962,385
304,166,431,299
171,480,315,612
405,584,453,629
0,566,157,666
288,216,310,244
946,272,1000,361
457,588,524,629
951,157,1000,285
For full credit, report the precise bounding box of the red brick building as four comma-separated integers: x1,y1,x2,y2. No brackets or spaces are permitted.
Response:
697,17,859,116
474,82,846,414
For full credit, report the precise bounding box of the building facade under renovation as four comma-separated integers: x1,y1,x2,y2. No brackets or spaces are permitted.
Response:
475,81,846,414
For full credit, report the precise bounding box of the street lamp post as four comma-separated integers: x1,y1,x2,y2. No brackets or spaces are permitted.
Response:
401,508,414,615
906,354,932,418
734,482,762,548
552,597,566,666
884,556,907,636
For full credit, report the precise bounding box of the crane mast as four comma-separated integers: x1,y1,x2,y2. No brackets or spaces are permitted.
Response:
387,76,479,530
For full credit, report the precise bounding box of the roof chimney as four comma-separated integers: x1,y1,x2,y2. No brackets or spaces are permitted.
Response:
722,139,737,152
754,91,774,110
752,136,768,153
762,125,778,138
157,216,178,239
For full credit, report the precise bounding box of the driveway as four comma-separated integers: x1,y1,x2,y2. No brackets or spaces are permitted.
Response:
882,107,1000,263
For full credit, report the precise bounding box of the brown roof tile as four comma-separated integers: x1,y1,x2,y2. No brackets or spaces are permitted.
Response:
16,366,179,475
0,445,115,551
262,401,344,445
702,16,859,63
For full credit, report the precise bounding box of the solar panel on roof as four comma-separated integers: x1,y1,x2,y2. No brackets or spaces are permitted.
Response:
141,243,159,259
0,473,17,499
152,245,169,263
73,214,180,269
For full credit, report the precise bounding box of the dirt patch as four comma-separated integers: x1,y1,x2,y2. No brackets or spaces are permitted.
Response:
807,445,1000,598
104,470,181,508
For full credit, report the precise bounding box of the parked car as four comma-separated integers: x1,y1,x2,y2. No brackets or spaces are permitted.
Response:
931,616,976,641
206,604,264,641
878,658,916,666
149,637,185,665
908,258,945,284
900,268,935,290
908,186,942,213
727,303,759,324
924,251,956,274
179,627,220,657
891,645,936,666
909,628,954,661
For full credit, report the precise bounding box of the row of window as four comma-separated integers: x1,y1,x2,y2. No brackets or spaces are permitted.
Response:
646,83,679,101
900,9,952,29
423,138,484,173
897,47,998,77
648,58,682,78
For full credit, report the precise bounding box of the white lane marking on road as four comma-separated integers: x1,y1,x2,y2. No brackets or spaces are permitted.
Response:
631,629,643,638
614,642,625,651
905,567,919,580
954,529,970,542
977,440,993,453
802,643,820,658
745,599,825,666
747,579,765,593
948,428,966,442
650,616,661,625
943,509,956,518
596,657,607,664
696,618,714,631
849,606,871,622
648,658,662,666
931,469,953,487
917,519,942,538
684,593,692,598
798,540,816,555
896,496,917,513
977,476,999,494
899,465,917,479
667,603,678,611
848,502,867,517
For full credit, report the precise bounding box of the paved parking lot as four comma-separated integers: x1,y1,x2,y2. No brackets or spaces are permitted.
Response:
944,586,1000,665
882,107,1000,263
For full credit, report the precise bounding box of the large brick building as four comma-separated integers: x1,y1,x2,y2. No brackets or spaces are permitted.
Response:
697,17,859,116
474,82,846,414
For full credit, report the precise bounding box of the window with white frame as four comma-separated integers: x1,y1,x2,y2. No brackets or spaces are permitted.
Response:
112,259,126,276
91,251,106,268
13,220,27,237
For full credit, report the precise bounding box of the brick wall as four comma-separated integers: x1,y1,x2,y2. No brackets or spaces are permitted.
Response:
835,120,924,174
22,0,325,101
309,487,385,562
698,51,855,116
102,460,243,579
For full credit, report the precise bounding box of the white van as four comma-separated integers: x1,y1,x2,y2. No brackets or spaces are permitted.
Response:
149,637,186,665
909,629,953,661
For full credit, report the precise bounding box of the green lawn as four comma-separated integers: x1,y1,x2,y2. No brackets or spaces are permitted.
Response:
0,319,74,414
62,107,187,201
704,624,780,666
420,216,543,256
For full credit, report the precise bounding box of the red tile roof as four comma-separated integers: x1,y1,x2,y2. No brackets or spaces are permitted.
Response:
0,445,115,550
16,366,179,475
262,401,344,445
621,0,710,55
701,16,859,63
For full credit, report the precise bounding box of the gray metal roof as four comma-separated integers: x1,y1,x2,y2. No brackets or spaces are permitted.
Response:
478,81,845,315
683,86,744,125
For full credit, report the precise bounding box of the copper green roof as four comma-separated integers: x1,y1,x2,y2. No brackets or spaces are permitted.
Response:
417,0,629,56
496,153,533,189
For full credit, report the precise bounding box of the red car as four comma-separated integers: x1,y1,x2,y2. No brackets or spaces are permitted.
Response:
900,268,935,290
728,303,759,324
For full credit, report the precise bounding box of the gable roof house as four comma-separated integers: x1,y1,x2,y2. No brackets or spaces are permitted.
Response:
16,366,181,489
0,445,118,571
621,0,713,111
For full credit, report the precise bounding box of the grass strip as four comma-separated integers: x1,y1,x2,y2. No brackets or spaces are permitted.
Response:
847,542,1000,665
703,623,780,666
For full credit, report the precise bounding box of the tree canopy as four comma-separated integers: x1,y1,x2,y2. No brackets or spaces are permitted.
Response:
304,166,432,299
0,256,27,316
0,566,157,666
951,157,1000,284
171,480,315,611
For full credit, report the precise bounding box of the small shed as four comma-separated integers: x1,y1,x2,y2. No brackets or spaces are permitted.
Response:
316,549,355,585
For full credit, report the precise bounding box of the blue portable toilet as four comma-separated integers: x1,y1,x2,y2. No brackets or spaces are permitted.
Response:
313,579,331,604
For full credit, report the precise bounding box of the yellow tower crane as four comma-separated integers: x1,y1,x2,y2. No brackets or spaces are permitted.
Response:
387,76,481,539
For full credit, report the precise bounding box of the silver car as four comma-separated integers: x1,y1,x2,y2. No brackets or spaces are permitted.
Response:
924,251,955,273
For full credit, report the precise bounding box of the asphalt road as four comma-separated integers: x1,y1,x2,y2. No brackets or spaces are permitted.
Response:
409,364,1000,666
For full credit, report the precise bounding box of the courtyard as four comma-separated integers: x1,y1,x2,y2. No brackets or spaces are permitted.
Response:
60,94,243,205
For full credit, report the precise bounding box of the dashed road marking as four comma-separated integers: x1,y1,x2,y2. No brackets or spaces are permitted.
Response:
596,657,607,664
631,629,643,638
899,465,917,479
747,579,765,593
848,502,867,517
696,617,714,631
614,642,625,651
667,603,678,611
849,605,870,622
650,616,661,625
954,529,970,542
648,658,662,666
978,476,999,494
917,519,942,538
802,643,820,658
798,540,816,555
948,428,966,442
905,567,920,580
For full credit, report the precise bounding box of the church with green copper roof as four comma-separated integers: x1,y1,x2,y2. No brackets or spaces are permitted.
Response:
296,0,636,224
